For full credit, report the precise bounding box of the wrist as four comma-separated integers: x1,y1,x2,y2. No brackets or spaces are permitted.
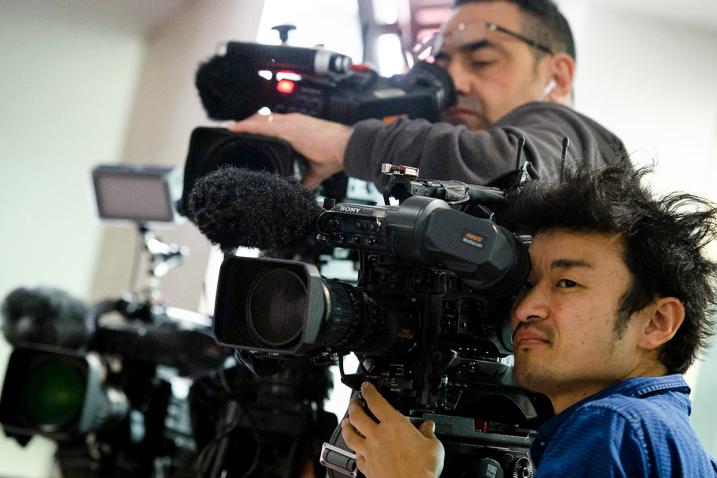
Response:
332,124,352,172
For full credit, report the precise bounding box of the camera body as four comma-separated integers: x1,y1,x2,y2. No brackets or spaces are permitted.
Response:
0,297,225,474
195,41,456,124
182,42,458,212
211,172,542,419
209,171,547,476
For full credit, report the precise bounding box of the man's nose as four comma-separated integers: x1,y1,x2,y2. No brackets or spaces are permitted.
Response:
447,58,474,95
512,286,549,325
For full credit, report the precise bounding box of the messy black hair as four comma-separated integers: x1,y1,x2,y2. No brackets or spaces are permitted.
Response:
507,166,717,373
454,0,576,61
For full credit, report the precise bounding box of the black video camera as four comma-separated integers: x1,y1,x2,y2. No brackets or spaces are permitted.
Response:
189,359,337,478
195,41,455,124
180,40,457,214
0,292,226,478
209,167,549,477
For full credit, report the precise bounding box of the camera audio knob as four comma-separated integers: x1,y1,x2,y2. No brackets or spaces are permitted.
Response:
509,457,534,478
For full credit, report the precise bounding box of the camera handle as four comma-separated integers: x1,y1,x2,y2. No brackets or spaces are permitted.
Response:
272,24,296,45
324,356,538,477
321,405,536,478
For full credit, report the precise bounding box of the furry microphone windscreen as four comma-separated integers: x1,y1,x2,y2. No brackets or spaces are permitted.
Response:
1,286,92,349
187,166,324,252
195,52,265,121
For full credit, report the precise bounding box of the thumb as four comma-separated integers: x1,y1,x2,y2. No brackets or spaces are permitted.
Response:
300,169,323,191
419,420,436,437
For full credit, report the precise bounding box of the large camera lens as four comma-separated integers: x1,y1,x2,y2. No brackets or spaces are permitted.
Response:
211,140,285,174
247,269,307,347
21,359,85,431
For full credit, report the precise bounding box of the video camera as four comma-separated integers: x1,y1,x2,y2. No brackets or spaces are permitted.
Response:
0,162,344,478
194,40,455,124
180,37,457,215
189,359,337,478
189,163,548,477
0,291,225,478
0,166,226,478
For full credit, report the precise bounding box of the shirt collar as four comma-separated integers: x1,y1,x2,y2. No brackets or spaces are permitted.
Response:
537,374,690,440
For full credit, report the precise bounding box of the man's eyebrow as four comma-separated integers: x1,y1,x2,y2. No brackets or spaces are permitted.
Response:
435,40,494,59
549,258,593,270
458,39,492,52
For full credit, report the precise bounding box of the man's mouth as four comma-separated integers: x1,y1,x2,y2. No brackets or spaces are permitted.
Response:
512,326,551,348
441,96,485,127
443,107,479,118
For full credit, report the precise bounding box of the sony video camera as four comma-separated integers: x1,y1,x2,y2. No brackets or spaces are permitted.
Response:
207,166,548,477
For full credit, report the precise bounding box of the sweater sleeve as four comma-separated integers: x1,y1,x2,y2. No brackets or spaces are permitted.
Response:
343,102,628,190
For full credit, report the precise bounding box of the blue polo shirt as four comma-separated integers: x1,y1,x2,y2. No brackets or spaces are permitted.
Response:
531,374,717,477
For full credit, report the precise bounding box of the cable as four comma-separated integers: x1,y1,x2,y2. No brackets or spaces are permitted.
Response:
195,399,262,478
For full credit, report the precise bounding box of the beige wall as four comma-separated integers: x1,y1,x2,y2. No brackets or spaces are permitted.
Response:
0,2,147,476
91,0,267,310
563,1,717,454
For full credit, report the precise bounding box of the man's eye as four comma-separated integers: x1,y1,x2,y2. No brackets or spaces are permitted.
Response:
556,279,578,288
470,60,493,68
468,54,497,68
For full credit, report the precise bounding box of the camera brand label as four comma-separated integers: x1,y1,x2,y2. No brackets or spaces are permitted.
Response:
373,88,406,98
339,206,362,214
462,231,484,248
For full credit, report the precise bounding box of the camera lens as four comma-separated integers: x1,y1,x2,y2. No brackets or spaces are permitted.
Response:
21,359,85,431
247,269,307,347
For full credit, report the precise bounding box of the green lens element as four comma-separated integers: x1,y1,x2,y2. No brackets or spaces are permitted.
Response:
21,360,85,430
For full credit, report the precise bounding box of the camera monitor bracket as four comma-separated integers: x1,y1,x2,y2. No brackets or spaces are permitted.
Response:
92,164,182,224
92,164,188,300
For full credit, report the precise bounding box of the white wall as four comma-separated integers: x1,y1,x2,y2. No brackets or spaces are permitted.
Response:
0,3,145,306
256,0,363,60
563,3,717,198
90,0,267,311
0,2,147,476
560,1,717,455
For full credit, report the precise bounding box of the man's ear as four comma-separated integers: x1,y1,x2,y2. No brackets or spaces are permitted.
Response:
545,53,575,105
638,297,685,350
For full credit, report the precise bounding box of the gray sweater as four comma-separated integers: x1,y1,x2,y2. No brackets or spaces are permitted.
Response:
344,102,628,190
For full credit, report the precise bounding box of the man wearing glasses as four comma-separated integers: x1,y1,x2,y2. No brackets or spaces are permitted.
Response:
230,0,629,190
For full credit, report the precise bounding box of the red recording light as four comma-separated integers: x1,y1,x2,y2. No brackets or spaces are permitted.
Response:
276,79,295,94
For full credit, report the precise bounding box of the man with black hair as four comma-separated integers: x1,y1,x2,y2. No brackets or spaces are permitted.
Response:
229,0,629,189
341,166,717,477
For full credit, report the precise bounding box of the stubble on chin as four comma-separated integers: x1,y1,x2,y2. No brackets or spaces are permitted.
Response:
441,95,490,130
512,353,555,393
440,111,488,131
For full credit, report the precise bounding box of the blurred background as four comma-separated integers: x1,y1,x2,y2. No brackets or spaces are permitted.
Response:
1,0,716,476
